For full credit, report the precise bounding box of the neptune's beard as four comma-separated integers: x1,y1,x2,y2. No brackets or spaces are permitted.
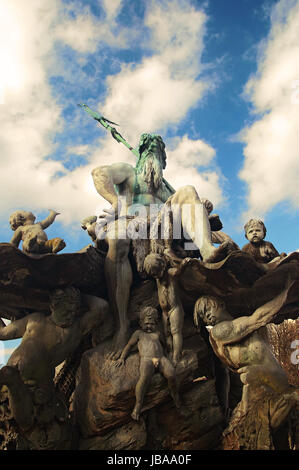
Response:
141,152,163,191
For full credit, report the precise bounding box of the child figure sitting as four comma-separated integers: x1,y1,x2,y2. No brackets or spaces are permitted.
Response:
9,209,66,254
242,219,284,264
115,306,181,421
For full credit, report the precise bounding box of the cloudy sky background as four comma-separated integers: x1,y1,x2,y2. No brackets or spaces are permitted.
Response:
0,0,299,266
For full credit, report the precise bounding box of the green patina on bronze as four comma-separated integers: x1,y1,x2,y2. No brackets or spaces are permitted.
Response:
78,103,139,157
78,104,175,198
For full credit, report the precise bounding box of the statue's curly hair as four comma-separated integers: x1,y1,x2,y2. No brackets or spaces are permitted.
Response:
139,305,158,322
49,286,81,313
193,295,225,327
136,133,167,170
9,210,36,230
143,253,167,277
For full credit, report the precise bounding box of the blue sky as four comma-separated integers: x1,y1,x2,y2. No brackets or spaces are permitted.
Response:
1,0,299,360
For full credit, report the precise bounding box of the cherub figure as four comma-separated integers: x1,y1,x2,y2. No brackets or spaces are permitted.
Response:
193,283,298,417
9,209,66,254
242,219,284,264
143,252,185,367
115,306,181,421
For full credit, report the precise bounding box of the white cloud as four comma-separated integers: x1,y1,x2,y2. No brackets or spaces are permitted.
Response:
0,0,131,225
55,1,132,53
145,0,206,78
102,0,123,22
239,0,299,219
0,0,224,230
102,57,208,141
85,0,224,213
166,135,216,169
0,0,64,215
165,136,224,207
101,0,212,141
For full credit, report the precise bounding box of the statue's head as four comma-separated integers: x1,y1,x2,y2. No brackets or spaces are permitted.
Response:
244,219,266,244
194,295,226,327
49,286,81,327
135,134,167,192
9,210,36,230
144,253,167,279
139,306,159,332
81,215,97,230
137,134,167,168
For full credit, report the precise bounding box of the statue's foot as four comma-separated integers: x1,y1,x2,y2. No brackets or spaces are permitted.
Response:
108,330,129,360
131,405,141,421
25,235,39,253
172,353,181,368
203,240,236,264
51,238,66,253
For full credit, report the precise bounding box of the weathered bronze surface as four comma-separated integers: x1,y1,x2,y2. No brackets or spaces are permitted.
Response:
0,130,298,450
